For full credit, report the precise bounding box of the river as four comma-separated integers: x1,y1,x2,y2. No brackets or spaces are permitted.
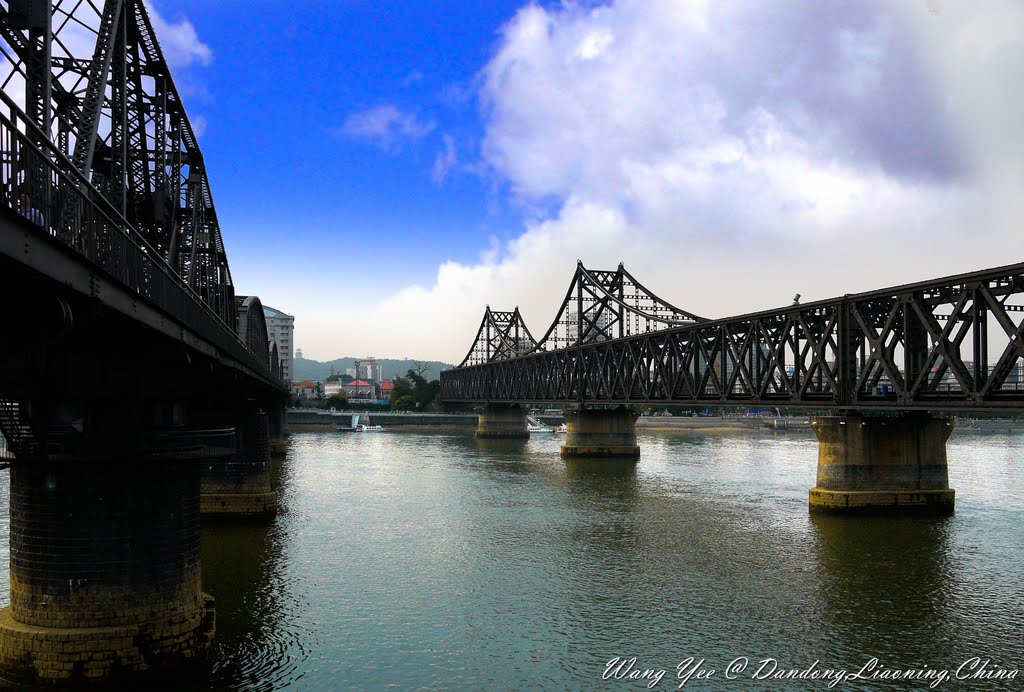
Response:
1,428,1023,689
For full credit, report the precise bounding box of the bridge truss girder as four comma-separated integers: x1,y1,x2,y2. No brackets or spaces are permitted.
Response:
532,261,705,352
0,0,235,328
441,262,1024,411
459,306,538,367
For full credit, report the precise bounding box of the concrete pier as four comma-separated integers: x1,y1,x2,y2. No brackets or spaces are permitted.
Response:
268,401,288,457
201,412,277,519
809,413,955,515
0,458,215,686
561,406,640,459
476,404,529,439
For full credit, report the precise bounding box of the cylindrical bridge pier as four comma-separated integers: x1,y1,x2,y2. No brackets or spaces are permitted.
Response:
268,401,289,457
0,455,215,686
475,403,529,439
201,411,277,519
809,413,955,515
561,406,641,459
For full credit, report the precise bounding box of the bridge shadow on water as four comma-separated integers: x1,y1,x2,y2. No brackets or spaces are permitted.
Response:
194,450,315,691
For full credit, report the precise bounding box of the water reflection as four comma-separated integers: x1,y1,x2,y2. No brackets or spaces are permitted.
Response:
809,514,956,665
203,447,315,691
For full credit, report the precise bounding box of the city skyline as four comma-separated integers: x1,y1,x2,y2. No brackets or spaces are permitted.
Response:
152,0,1024,362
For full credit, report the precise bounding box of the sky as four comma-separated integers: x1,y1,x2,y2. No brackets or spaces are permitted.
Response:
149,0,1024,364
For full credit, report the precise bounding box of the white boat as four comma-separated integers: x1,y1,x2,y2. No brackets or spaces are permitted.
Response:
337,413,384,433
527,415,554,433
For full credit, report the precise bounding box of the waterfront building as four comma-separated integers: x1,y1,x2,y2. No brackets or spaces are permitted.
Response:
343,379,375,401
324,380,346,397
354,357,382,383
379,380,394,402
292,379,317,400
263,304,295,383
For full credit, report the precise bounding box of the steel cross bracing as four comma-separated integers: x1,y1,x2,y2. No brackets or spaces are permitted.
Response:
457,261,705,369
441,261,1024,411
458,306,538,367
531,261,705,352
0,0,235,327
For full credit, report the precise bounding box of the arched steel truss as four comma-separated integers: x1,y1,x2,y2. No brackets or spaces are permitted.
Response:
0,0,235,326
442,261,1024,411
458,261,705,368
459,307,538,367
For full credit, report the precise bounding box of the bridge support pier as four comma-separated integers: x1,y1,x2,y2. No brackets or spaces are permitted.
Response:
201,411,277,519
809,413,955,515
0,458,215,687
561,406,640,459
476,404,529,439
268,401,288,457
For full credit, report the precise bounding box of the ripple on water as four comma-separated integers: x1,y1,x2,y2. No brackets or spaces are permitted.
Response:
0,429,1022,689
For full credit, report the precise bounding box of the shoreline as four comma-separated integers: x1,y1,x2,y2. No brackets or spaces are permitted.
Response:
286,409,1024,436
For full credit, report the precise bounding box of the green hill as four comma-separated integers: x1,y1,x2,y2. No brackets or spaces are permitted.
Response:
292,356,455,382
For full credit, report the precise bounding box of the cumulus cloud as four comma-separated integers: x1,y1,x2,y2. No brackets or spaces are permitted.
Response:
337,105,435,152
362,0,1023,362
145,1,213,69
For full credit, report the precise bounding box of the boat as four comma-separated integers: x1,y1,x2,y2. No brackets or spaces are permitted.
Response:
527,415,554,433
337,413,384,433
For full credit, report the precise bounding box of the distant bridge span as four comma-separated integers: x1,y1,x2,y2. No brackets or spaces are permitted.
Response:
441,260,1024,412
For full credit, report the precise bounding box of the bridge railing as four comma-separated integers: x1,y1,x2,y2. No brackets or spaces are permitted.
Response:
0,90,280,386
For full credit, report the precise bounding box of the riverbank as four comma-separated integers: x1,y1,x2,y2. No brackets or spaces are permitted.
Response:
287,409,1024,436
286,409,809,434
287,409,477,432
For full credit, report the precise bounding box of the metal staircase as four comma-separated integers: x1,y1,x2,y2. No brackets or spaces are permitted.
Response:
0,400,35,463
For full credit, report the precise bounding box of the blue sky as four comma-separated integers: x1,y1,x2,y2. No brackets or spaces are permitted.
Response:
149,0,1024,363
158,0,529,281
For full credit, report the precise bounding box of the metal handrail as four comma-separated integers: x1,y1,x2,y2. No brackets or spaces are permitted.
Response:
0,90,280,385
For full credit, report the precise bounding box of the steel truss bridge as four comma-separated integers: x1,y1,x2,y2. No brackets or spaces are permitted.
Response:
441,261,1024,411
0,0,285,459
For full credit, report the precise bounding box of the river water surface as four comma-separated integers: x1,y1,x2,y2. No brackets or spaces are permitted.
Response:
1,427,1023,690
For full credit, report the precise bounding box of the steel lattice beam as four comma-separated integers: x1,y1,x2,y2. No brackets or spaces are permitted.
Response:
0,0,236,329
442,262,1024,412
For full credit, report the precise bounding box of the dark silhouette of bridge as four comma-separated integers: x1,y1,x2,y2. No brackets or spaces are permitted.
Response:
442,260,1024,519
0,2,286,685
442,260,1024,410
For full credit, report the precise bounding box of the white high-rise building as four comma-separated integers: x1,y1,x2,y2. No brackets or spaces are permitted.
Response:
263,304,295,383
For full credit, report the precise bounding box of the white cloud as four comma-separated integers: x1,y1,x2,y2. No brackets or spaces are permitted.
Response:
431,134,458,184
337,105,435,151
357,1,1023,363
145,2,213,69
